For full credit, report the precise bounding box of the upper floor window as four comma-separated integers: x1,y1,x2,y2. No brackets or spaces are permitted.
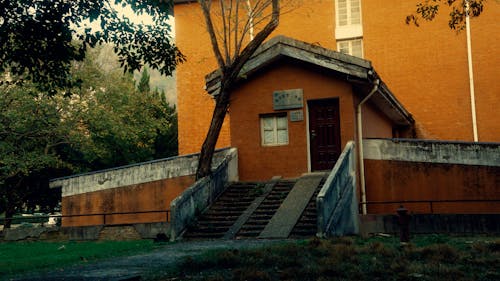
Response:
337,0,361,26
337,38,363,58
335,0,363,40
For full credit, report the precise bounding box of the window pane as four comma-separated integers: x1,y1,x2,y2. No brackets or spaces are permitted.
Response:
350,0,361,24
264,130,275,144
263,117,274,130
338,41,350,54
277,129,288,144
351,39,363,57
276,116,287,129
338,0,348,26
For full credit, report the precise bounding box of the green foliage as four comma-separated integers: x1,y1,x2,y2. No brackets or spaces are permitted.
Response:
137,67,151,94
0,0,184,93
0,45,178,226
65,47,178,169
0,84,72,219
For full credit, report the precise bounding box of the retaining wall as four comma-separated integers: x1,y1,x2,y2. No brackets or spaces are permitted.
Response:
363,139,500,214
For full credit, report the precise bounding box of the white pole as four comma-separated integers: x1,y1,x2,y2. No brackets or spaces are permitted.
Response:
465,0,479,142
357,79,379,215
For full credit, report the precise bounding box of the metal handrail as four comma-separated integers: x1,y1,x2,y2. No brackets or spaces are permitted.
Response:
361,199,500,214
1,210,170,226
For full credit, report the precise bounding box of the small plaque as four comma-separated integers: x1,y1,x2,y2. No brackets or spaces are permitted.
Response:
290,110,304,122
273,89,303,110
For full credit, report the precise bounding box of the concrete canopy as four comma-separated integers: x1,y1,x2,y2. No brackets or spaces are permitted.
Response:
205,36,414,127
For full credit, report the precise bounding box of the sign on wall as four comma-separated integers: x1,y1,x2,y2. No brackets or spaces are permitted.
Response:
273,89,303,110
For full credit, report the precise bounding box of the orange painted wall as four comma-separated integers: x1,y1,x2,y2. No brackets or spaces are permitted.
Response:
230,60,367,181
362,101,394,139
364,160,500,214
362,0,500,141
61,175,195,227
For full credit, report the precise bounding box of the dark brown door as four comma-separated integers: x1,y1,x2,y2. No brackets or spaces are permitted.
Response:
308,98,341,171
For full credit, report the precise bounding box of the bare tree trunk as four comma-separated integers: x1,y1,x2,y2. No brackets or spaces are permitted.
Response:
196,93,230,179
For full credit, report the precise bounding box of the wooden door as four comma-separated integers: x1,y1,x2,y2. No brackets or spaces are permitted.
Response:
308,98,341,171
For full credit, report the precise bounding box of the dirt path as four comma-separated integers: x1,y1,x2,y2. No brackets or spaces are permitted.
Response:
9,239,287,281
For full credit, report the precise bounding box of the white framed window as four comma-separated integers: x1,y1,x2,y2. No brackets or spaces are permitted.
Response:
260,114,288,146
337,0,361,26
335,0,363,40
337,38,364,58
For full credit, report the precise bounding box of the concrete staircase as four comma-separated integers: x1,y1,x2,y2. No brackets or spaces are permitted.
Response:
183,175,326,240
183,182,261,239
236,180,296,239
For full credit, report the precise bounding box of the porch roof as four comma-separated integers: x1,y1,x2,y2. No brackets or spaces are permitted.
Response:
205,36,414,126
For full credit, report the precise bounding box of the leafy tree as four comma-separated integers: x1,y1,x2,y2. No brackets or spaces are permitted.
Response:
137,67,151,94
64,45,178,170
0,0,184,93
406,0,496,30
0,46,178,227
0,85,74,227
195,0,280,179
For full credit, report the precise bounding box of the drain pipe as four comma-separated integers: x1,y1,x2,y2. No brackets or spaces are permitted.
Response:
357,78,379,215
465,0,478,142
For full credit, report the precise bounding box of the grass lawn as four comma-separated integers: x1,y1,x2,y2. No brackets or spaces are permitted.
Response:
156,235,500,281
0,239,158,277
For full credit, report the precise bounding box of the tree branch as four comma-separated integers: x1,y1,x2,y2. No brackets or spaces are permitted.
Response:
199,0,226,70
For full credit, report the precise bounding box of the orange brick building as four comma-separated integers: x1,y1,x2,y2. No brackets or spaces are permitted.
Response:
174,0,500,160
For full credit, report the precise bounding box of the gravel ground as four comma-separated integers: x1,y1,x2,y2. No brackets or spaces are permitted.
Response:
7,239,288,281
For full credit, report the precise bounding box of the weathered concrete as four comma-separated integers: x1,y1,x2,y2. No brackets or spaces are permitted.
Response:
317,142,359,237
3,226,56,241
133,222,170,240
169,148,238,240
2,223,171,241
223,177,280,239
363,139,500,214
259,175,323,239
50,148,237,197
359,214,500,237
364,138,500,166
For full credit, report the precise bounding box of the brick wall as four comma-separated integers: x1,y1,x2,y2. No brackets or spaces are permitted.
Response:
362,0,500,142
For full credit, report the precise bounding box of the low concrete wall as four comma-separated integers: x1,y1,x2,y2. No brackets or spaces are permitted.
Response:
50,148,237,227
2,223,171,241
317,141,359,237
359,214,500,236
363,139,500,214
50,148,234,197
170,148,238,240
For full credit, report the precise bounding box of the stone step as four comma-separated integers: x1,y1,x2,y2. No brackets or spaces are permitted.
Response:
197,220,235,227
184,181,262,239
